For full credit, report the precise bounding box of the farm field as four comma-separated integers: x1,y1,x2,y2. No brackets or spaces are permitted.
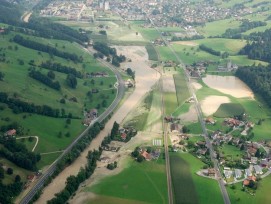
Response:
170,153,223,204
145,44,159,61
173,71,190,105
88,156,168,204
214,103,245,118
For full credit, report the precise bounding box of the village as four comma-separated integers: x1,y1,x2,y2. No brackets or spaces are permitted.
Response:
163,111,271,195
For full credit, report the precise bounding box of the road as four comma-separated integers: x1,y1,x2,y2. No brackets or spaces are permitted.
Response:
148,18,231,204
16,136,39,152
159,75,174,204
19,47,125,204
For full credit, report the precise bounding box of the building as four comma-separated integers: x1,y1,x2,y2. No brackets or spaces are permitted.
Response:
224,170,233,179
208,168,216,177
234,169,242,179
254,165,263,175
245,169,252,177
5,129,16,137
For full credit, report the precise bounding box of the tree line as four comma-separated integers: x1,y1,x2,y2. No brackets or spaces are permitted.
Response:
236,64,271,108
29,69,61,90
40,61,83,78
0,137,41,171
13,35,82,63
199,44,220,56
0,92,69,118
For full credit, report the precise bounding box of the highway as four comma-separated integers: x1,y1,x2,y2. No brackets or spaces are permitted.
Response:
19,47,125,204
148,18,231,204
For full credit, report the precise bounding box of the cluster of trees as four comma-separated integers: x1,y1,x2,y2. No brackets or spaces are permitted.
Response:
0,92,63,118
66,74,77,89
240,29,271,62
126,68,135,79
29,69,61,90
0,181,23,204
48,150,101,204
40,61,83,78
236,65,271,108
101,121,119,146
0,1,22,26
0,71,5,81
222,20,267,39
107,161,117,170
131,147,145,162
0,138,40,170
199,44,220,56
13,35,82,63
93,42,126,67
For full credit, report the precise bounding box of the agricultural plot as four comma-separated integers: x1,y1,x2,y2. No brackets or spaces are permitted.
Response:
173,71,190,105
214,103,245,118
170,153,223,204
145,44,159,61
89,157,168,204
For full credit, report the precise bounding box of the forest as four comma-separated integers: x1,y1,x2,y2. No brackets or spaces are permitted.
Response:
236,65,271,107
239,29,271,62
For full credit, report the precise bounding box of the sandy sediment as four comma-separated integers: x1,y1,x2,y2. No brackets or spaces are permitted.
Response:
35,46,160,203
202,75,254,98
201,95,231,116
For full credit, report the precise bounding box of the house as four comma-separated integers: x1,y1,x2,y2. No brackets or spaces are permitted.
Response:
254,165,263,175
196,148,208,156
27,175,36,182
224,170,233,179
164,116,173,122
205,117,215,125
0,28,5,34
121,133,127,140
247,147,257,157
245,169,252,177
141,151,152,161
234,169,242,179
232,138,240,146
100,157,110,163
208,168,216,177
260,159,269,168
243,179,250,186
196,141,206,148
87,109,98,119
170,123,180,133
250,157,258,164
5,129,16,137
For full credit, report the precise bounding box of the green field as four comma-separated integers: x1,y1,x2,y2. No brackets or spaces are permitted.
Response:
89,156,168,204
173,71,190,105
214,103,245,118
227,175,271,204
218,144,245,161
145,44,159,61
0,30,118,168
164,92,178,115
170,153,224,204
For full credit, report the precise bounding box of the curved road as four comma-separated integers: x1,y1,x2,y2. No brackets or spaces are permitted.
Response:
19,47,125,204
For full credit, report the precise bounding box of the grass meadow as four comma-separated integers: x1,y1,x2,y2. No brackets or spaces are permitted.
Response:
89,156,168,204
214,103,245,118
170,153,224,204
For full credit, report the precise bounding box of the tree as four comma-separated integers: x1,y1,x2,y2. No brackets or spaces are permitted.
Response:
182,125,189,133
0,166,4,179
15,175,21,182
255,149,261,158
0,72,5,81
7,168,13,175
137,155,144,162
47,70,55,79
66,74,77,89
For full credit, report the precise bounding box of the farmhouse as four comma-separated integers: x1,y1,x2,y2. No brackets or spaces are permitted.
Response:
170,123,180,133
196,148,208,156
205,117,215,125
5,129,16,137
100,157,110,163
